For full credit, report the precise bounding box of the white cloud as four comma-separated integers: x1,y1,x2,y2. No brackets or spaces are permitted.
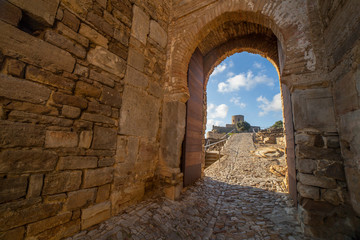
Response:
253,62,263,69
206,103,229,132
228,61,234,68
212,63,227,76
206,119,225,131
257,93,282,116
230,97,246,108
207,103,229,119
226,72,235,77
217,71,274,93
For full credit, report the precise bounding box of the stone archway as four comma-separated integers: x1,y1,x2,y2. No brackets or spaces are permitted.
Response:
160,1,360,238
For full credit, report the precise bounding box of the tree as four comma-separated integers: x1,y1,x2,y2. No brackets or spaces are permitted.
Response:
271,120,283,129
236,121,251,132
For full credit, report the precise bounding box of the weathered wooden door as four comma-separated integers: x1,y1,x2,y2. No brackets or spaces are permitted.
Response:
282,83,297,204
182,48,204,187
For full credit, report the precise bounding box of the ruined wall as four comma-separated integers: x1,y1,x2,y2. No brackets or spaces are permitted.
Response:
321,0,360,221
0,0,170,239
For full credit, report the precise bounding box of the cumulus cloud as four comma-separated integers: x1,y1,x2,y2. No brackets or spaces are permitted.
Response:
230,97,246,108
206,103,229,132
207,103,229,119
212,63,227,76
217,71,274,93
227,72,235,77
257,93,282,116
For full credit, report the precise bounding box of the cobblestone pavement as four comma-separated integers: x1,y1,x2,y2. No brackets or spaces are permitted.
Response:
68,133,312,240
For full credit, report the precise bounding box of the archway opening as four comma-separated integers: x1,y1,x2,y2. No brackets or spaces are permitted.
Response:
204,52,288,193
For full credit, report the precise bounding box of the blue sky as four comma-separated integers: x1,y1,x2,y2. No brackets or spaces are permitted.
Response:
206,52,283,132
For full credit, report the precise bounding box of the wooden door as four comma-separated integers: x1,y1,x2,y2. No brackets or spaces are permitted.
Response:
182,48,204,187
282,83,297,205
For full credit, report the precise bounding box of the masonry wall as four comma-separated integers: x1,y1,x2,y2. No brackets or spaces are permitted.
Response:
0,0,169,239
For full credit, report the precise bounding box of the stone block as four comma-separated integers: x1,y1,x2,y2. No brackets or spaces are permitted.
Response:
75,81,101,98
148,81,163,98
42,171,82,195
115,136,138,164
62,105,81,119
61,0,92,17
316,162,345,181
108,40,128,60
81,201,111,229
73,64,89,77
124,65,148,89
334,71,359,115
89,70,115,87
62,9,80,31
57,22,89,47
0,20,75,73
149,20,167,48
0,149,58,173
344,166,360,216
298,173,337,189
0,226,25,240
0,73,51,104
8,110,73,127
131,5,149,45
0,121,45,147
114,24,129,47
98,157,115,167
8,0,59,26
87,11,114,37
296,158,317,174
340,109,360,159
27,212,72,236
79,23,109,48
27,174,43,198
321,189,342,206
44,30,86,59
297,182,320,200
79,131,93,149
26,65,75,91
127,48,145,72
58,156,98,170
96,184,110,203
0,1,22,26
5,101,59,116
0,176,28,203
96,0,107,8
111,1,132,27
0,198,61,231
52,92,88,109
325,136,340,148
45,131,78,148
292,88,336,132
87,46,126,77
100,86,122,108
88,101,112,117
119,86,160,139
35,219,80,240
81,112,117,126
83,167,113,188
3,58,26,77
296,145,341,161
64,188,96,211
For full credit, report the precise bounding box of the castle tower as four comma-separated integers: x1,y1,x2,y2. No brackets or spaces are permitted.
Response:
232,115,244,124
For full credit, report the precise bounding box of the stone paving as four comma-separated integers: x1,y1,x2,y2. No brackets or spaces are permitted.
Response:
67,133,312,240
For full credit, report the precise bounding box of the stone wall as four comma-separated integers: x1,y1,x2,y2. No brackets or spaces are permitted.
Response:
0,0,170,239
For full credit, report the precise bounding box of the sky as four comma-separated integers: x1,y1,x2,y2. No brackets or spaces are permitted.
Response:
206,52,283,133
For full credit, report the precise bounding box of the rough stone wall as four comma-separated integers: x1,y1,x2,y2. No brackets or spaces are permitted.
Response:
322,0,360,223
0,0,170,239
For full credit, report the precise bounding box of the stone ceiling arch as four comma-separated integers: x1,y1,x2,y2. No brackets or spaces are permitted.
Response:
167,0,315,102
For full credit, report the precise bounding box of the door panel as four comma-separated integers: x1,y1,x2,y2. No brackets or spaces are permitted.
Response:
282,83,297,205
182,48,204,187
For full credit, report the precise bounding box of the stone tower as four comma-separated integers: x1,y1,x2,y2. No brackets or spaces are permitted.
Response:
232,115,244,124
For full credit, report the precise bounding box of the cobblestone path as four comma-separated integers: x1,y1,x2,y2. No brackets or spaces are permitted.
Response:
68,133,311,240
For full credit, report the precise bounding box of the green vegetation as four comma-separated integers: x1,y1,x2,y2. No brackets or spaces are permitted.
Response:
236,121,251,132
271,120,283,129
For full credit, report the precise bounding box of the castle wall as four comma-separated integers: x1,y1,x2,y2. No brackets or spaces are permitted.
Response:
0,0,170,239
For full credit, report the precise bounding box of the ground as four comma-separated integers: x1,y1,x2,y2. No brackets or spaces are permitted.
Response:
67,134,310,240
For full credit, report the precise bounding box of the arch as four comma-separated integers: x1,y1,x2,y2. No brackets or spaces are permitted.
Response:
166,0,315,101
